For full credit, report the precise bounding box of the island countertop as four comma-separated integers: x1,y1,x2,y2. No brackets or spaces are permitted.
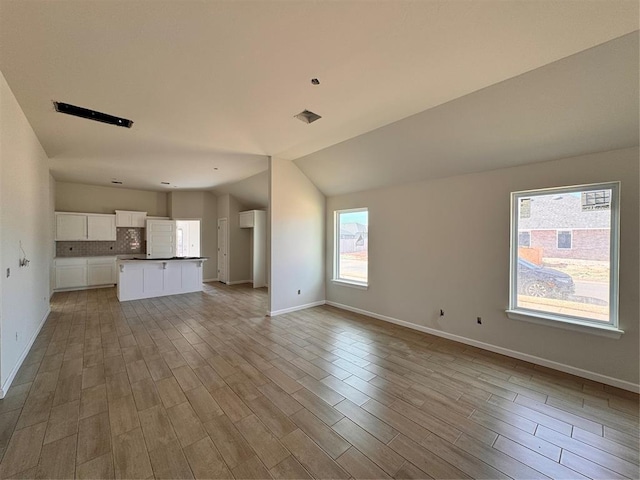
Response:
117,257,208,265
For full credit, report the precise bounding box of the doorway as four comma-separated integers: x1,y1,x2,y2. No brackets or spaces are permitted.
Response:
175,220,201,257
217,218,228,283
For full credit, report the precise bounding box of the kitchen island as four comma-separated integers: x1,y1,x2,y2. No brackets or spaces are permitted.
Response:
117,258,207,301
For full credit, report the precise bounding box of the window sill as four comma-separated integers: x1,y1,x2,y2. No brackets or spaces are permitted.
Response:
331,279,368,290
505,309,623,339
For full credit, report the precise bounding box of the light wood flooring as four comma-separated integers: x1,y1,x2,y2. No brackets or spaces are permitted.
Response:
0,283,638,479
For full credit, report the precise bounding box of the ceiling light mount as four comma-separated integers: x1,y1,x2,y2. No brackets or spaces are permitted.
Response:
53,101,134,128
311,78,320,85
294,109,322,124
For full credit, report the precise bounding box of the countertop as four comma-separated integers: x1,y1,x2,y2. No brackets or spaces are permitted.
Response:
117,257,208,263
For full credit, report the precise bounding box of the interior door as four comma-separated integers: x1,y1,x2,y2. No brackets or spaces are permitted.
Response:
217,218,228,283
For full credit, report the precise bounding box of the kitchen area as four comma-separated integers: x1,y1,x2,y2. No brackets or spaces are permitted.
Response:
53,209,206,301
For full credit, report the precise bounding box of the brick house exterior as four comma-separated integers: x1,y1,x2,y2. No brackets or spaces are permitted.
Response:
518,193,610,261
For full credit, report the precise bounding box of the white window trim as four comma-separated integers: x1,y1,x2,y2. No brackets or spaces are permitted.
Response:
334,207,369,288
556,229,573,250
508,182,620,333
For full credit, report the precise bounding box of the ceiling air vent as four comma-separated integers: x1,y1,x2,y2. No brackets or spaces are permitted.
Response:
294,110,322,124
53,102,133,128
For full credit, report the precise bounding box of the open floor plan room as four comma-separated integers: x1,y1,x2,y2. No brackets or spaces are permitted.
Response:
0,284,637,479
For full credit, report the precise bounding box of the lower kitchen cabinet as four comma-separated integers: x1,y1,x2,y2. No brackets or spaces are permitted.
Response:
55,258,88,289
54,256,116,290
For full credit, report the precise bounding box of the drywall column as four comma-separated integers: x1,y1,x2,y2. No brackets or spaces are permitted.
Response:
269,157,326,315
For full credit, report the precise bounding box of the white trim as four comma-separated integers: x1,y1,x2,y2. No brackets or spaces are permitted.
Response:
269,300,326,317
510,182,620,330
53,284,115,292
330,279,368,290
326,301,639,394
506,309,624,339
227,279,252,285
203,278,219,282
0,307,50,399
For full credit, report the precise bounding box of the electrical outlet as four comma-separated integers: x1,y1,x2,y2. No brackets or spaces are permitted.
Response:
477,317,482,325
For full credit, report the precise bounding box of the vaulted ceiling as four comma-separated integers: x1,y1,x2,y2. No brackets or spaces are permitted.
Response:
0,1,637,196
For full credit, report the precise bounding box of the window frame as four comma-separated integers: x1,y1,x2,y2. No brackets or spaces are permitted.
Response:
333,207,369,289
507,182,622,337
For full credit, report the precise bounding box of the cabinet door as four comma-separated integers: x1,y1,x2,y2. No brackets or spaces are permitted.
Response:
146,220,176,258
56,214,87,240
55,265,87,289
131,212,147,227
115,211,133,227
239,211,254,228
88,264,115,285
87,215,116,240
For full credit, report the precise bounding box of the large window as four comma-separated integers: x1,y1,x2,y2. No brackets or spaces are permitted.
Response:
508,183,620,332
334,208,368,286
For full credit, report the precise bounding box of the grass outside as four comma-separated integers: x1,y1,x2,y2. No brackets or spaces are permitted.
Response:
542,257,609,283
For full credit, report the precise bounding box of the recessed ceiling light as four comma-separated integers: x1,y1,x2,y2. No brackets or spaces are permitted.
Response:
294,110,322,124
53,101,133,128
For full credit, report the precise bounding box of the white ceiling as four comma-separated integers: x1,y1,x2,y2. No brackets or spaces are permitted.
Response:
0,1,637,194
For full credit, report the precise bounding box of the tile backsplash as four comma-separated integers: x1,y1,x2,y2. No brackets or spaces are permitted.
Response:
56,228,145,257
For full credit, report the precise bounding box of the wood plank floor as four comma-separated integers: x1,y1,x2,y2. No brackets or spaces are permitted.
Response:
0,283,638,479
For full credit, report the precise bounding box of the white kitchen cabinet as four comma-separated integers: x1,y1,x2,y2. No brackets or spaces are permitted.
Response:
239,210,255,228
87,257,116,285
115,210,147,228
55,258,88,289
117,258,205,301
146,219,176,258
87,215,116,240
56,214,87,240
55,256,116,290
56,212,116,241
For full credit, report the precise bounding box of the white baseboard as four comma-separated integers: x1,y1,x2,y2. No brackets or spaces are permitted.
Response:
0,307,50,399
203,278,219,282
227,280,252,285
326,301,640,394
269,300,326,317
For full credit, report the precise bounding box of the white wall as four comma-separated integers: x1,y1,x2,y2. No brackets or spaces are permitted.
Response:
269,157,325,315
168,191,218,280
56,182,168,216
326,147,639,390
0,71,54,397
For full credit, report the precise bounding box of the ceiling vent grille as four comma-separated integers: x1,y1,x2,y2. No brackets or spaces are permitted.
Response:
294,110,322,124
53,102,133,128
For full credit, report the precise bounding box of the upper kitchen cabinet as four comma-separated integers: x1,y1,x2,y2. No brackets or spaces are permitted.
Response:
56,213,87,240
87,215,116,240
239,210,256,228
56,212,116,241
115,210,147,228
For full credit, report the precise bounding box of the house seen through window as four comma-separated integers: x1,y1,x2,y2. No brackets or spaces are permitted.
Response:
509,183,619,328
335,208,368,286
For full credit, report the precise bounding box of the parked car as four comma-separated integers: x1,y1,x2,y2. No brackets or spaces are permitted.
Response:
517,258,575,298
